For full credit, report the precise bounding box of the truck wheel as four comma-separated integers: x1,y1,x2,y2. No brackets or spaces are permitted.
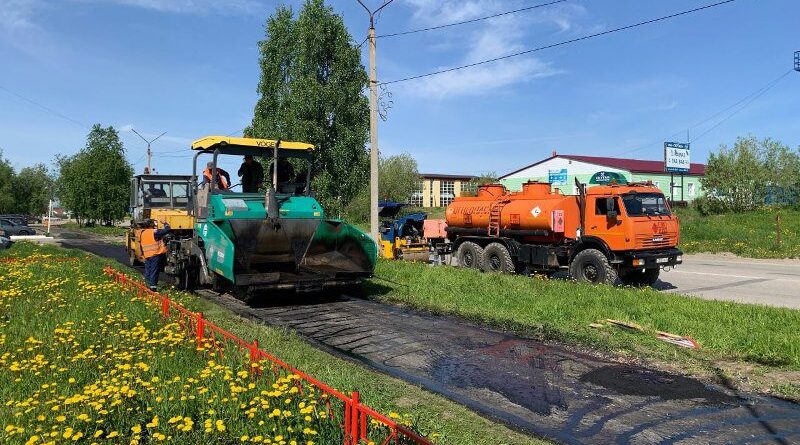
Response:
456,242,484,269
569,249,618,285
481,243,515,273
621,268,660,287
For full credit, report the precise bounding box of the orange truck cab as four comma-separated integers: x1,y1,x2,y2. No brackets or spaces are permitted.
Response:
444,180,682,286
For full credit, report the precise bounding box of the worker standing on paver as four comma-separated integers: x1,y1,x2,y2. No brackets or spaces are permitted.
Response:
237,155,264,193
141,219,170,291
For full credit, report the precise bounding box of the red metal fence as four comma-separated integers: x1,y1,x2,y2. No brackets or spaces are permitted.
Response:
103,266,433,445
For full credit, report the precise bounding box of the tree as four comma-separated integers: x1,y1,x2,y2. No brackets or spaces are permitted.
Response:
0,150,15,214
248,0,370,216
699,136,800,213
57,125,133,225
345,153,419,222
461,171,497,197
12,164,54,216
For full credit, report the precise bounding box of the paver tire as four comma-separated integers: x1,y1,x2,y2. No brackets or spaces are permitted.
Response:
481,242,515,273
569,248,618,285
456,241,484,269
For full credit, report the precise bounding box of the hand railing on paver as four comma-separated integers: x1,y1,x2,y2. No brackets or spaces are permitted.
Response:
103,266,432,445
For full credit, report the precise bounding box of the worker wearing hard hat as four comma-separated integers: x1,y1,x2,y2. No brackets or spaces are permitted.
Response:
141,219,171,291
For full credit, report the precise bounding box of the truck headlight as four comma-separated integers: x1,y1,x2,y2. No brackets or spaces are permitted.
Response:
632,259,645,267
676,255,682,263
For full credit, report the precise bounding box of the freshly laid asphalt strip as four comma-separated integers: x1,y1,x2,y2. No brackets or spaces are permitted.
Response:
56,233,800,445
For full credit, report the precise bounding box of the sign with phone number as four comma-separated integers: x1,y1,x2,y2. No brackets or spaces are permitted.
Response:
664,142,690,173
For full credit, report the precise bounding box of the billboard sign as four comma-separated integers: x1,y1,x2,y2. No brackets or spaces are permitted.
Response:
664,142,690,173
589,171,628,185
548,168,568,186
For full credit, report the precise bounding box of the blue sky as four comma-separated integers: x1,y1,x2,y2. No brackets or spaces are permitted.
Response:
1,0,798,177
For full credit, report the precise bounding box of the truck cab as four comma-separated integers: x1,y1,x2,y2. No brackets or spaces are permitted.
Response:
579,184,682,285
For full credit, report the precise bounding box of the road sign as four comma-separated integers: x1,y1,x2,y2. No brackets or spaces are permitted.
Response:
664,142,690,173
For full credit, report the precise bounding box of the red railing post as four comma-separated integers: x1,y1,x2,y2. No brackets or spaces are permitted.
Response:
196,312,205,345
344,400,351,445
351,392,360,445
360,404,367,442
161,294,169,318
249,339,259,371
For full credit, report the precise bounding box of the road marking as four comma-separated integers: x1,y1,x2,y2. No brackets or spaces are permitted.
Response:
669,270,800,283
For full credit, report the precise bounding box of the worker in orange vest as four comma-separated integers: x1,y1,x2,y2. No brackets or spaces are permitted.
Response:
141,219,171,291
202,161,231,190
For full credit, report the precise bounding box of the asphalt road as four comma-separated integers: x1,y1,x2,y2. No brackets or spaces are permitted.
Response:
53,230,800,445
658,254,800,309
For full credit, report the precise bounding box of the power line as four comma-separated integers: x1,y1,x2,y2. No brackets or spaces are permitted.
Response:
377,0,566,38
0,85,88,128
612,69,792,156
381,0,738,86
690,69,792,143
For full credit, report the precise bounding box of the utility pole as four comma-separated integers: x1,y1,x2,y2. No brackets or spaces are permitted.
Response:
131,128,167,175
356,0,394,245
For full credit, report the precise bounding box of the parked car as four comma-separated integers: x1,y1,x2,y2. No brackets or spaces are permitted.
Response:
0,219,36,236
0,214,30,226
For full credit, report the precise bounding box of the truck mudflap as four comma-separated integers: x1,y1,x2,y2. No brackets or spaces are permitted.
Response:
619,248,683,269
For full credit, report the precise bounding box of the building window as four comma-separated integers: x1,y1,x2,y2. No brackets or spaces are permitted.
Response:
409,180,424,207
440,180,455,206
688,182,695,196
461,180,478,196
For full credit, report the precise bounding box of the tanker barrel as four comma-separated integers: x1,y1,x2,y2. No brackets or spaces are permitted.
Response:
446,227,550,237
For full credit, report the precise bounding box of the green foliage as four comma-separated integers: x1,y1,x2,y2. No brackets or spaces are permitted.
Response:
12,164,54,216
700,136,800,213
344,153,419,222
57,125,134,226
461,171,497,197
0,150,15,214
248,0,369,216
0,150,54,216
676,207,800,258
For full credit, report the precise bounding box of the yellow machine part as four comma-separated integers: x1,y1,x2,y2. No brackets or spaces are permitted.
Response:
126,209,194,265
148,209,194,230
380,239,428,261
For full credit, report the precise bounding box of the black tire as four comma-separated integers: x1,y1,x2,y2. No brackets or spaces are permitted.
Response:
569,249,618,285
481,242,515,273
456,241,484,269
211,273,231,294
621,268,660,287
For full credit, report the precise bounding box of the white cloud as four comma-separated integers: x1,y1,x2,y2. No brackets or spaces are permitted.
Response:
89,0,263,15
395,1,583,98
0,0,54,57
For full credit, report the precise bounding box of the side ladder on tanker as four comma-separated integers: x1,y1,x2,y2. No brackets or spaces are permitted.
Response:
487,199,510,237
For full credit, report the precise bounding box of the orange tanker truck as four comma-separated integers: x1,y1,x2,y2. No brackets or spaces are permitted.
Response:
444,180,682,286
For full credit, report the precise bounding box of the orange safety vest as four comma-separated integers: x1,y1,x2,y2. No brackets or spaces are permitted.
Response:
141,228,168,259
203,168,229,190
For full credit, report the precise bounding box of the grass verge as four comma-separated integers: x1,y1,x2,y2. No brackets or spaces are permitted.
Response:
60,222,128,238
0,243,547,445
677,207,800,258
366,259,800,399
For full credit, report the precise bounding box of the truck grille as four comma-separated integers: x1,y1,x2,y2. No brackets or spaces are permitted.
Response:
635,234,675,249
